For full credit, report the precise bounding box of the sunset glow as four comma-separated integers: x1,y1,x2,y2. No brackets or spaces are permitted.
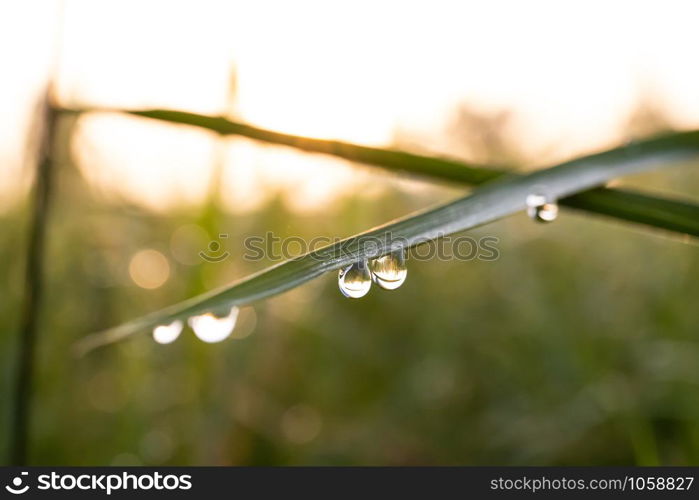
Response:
3,0,699,212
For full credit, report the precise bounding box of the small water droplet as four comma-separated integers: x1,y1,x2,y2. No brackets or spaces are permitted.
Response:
188,306,239,343
152,320,183,344
338,260,372,298
526,193,558,223
370,250,407,290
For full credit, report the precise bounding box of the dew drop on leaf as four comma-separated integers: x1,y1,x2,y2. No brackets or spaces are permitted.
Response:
152,320,183,344
370,250,407,290
188,306,239,343
526,193,558,223
338,260,372,298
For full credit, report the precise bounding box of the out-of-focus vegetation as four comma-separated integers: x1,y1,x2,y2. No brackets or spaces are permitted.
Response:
2,101,699,466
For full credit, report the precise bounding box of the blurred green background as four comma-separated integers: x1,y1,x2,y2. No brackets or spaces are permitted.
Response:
1,0,699,465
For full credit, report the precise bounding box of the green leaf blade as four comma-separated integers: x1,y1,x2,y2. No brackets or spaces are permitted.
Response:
74,140,698,354
124,109,699,237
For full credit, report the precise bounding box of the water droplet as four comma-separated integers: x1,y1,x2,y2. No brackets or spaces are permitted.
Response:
152,320,183,344
370,250,407,290
526,193,558,223
338,260,371,298
188,306,239,343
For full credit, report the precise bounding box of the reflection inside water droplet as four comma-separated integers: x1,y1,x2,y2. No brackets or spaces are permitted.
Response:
338,260,372,298
152,320,183,344
526,193,558,223
370,250,407,290
188,306,239,343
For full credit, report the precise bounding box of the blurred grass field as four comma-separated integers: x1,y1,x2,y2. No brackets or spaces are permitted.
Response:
2,0,699,466
1,110,699,465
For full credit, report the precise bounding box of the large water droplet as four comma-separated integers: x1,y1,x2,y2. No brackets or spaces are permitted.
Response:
338,260,371,298
370,250,407,290
188,306,239,343
152,320,183,344
526,193,558,223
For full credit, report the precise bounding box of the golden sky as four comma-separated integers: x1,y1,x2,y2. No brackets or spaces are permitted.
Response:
2,0,699,212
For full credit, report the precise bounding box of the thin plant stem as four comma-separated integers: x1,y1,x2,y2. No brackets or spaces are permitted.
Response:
10,97,57,465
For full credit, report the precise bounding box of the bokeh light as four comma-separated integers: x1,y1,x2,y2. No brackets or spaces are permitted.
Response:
128,249,170,289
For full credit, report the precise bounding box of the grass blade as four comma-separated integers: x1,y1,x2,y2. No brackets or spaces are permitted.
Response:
563,187,699,236
75,140,697,355
121,109,699,237
13,97,58,464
